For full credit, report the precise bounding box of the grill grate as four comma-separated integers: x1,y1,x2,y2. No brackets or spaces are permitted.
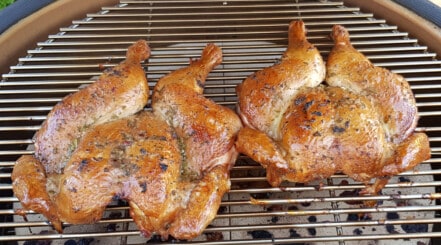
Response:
1,0,441,244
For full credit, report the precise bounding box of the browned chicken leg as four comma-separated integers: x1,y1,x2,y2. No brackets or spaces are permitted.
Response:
152,43,242,239
326,25,418,144
235,21,430,195
237,20,325,140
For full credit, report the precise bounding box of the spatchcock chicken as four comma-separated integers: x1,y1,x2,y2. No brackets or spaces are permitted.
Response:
12,41,242,241
236,21,430,196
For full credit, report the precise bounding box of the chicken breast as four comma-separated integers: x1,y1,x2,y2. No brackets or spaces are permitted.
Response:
34,40,150,174
56,111,182,233
235,21,430,195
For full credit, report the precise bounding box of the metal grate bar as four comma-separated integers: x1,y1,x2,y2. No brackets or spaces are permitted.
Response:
2,0,441,244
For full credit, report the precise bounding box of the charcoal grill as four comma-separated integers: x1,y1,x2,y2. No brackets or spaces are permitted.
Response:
1,0,441,244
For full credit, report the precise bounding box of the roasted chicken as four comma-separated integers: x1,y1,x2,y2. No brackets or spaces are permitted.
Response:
236,21,430,195
12,42,242,241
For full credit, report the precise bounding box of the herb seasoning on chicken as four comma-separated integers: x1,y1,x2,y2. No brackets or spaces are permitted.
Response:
12,42,242,241
235,21,430,196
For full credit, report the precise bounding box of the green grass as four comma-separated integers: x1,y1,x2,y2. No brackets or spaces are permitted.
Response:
0,0,16,9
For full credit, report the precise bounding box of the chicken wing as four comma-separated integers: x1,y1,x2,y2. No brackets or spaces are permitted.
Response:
235,21,430,194
11,155,62,232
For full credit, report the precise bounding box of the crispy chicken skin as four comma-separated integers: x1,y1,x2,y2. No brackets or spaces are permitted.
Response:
34,40,150,174
326,25,418,144
152,43,242,239
56,111,182,233
235,21,430,194
237,21,325,140
11,155,62,232
12,42,242,241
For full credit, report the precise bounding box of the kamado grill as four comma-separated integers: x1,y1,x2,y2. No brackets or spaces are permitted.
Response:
1,0,441,244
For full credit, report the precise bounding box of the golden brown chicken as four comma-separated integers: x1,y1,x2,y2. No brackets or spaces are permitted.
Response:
151,43,242,239
57,43,242,240
12,40,151,233
12,42,242,241
56,111,182,235
34,40,150,174
235,21,430,195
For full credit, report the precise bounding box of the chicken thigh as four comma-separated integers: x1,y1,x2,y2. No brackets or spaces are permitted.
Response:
235,21,430,195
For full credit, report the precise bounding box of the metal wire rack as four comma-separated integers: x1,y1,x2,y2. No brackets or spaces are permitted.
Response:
1,0,441,244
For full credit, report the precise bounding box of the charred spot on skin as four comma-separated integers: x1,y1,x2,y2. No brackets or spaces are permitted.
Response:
106,68,122,77
172,131,178,139
159,163,168,172
139,181,147,193
92,157,103,162
319,99,331,107
303,100,314,112
332,126,346,133
301,124,312,130
313,131,321,137
140,148,147,155
311,111,322,116
295,96,306,106
77,159,89,172
112,194,123,201
196,79,204,88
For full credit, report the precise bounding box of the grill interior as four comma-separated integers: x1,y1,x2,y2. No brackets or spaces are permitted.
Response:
2,0,441,244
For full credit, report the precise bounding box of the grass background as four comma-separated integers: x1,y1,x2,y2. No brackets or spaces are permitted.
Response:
0,0,15,9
